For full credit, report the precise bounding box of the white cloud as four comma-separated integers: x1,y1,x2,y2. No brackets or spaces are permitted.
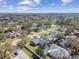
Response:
17,6,39,10
3,5,14,10
0,0,3,2
17,6,30,11
51,3,55,6
33,0,40,4
67,8,79,13
54,8,79,13
61,3,67,5
0,0,7,4
3,1,7,4
18,0,32,5
3,5,7,8
61,0,73,3
18,0,40,6
47,3,55,9
61,0,73,5
0,0,4,3
8,5,14,9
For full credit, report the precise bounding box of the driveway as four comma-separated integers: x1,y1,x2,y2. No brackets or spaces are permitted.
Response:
14,49,31,59
11,38,22,46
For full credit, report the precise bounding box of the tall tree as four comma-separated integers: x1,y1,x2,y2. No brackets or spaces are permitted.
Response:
0,44,15,59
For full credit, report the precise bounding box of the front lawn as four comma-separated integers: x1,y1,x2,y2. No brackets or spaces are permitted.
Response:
24,37,31,43
27,45,38,52
40,33,49,37
5,38,13,42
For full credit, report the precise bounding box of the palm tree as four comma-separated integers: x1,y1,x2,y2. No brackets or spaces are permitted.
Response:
0,43,15,59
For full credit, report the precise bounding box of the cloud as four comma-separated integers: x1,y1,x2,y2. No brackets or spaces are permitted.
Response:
53,8,79,13
18,0,32,5
67,8,79,13
3,5,14,10
17,6,30,11
8,5,14,9
0,0,3,2
3,1,7,4
51,3,55,6
61,0,73,3
61,3,67,5
14,6,39,13
33,0,40,4
0,0,7,4
3,5,7,8
61,0,73,5
17,6,39,10
18,0,40,6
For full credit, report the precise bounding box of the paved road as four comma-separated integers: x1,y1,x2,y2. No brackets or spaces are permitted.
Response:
14,49,31,59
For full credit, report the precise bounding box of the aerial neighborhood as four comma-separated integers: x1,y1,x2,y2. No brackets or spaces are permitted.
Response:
0,14,79,59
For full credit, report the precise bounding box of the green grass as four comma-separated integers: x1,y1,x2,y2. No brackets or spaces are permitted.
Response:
22,47,33,59
5,38,13,42
40,33,49,37
27,45,38,52
29,32,35,35
24,37,31,43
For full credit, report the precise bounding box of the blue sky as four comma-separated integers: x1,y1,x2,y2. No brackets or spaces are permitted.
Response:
0,0,79,13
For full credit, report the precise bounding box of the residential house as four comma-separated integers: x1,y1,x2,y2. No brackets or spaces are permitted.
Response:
31,30,63,46
31,23,38,29
49,31,60,38
74,30,79,36
30,36,49,46
39,37,49,45
4,31,20,39
57,27,67,32
65,33,77,48
44,44,69,59
57,39,66,48
30,38,40,46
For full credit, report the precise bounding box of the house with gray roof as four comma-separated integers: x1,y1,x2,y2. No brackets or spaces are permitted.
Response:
44,44,69,59
74,30,79,36
30,36,50,46
30,38,40,46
